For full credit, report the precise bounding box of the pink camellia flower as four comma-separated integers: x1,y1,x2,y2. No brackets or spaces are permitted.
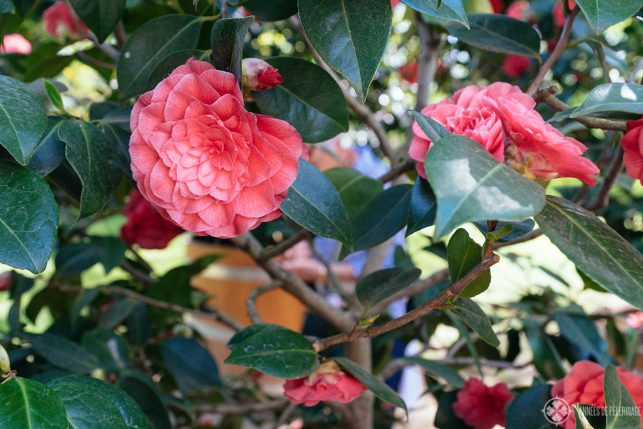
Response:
120,189,184,249
551,361,643,429
0,34,32,55
43,0,88,39
452,378,514,429
242,58,283,92
283,361,365,406
621,117,643,182
409,82,599,185
502,55,531,78
129,59,304,239
390,0,401,8
553,0,577,28
506,0,532,21
626,311,643,329
490,0,504,13
0,272,12,292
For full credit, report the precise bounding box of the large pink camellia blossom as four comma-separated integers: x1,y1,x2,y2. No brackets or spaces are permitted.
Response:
552,361,643,429
409,82,599,185
452,378,514,429
0,34,32,54
621,117,643,182
129,59,305,238
283,361,365,406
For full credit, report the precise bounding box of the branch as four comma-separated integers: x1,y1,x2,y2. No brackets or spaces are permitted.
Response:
194,399,288,414
535,87,627,131
585,146,624,211
313,255,500,351
230,234,355,332
379,356,531,380
258,230,311,261
414,14,444,112
377,159,415,183
527,8,579,95
246,281,281,324
120,260,153,285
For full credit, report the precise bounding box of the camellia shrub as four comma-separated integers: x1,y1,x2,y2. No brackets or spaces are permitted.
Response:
0,0,641,428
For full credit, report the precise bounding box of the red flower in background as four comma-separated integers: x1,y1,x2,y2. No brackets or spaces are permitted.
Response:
0,272,12,292
506,0,532,21
120,190,184,249
284,361,365,406
129,60,304,238
390,0,401,8
400,61,419,84
409,82,599,185
621,117,643,182
502,55,531,78
0,34,32,54
242,58,283,92
452,378,513,429
552,361,643,429
43,0,88,39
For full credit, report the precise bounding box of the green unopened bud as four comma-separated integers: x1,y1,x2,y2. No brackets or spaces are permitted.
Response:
0,344,10,374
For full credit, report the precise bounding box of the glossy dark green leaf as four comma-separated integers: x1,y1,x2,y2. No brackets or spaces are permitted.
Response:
281,159,352,246
117,370,170,429
351,184,413,252
88,236,126,273
425,135,545,239
96,122,132,181
474,219,535,243
402,0,468,27
401,357,464,387
159,337,220,394
356,267,421,309
43,80,65,114
49,375,147,429
554,83,643,120
535,197,643,310
407,179,437,236
22,333,100,374
58,119,121,218
0,0,14,14
26,118,65,176
574,405,596,429
117,14,202,99
325,167,383,219
412,111,451,143
335,357,406,412
210,16,252,82
576,0,642,33
243,0,297,21
225,324,318,378
227,323,271,350
604,365,642,429
69,0,126,43
524,320,566,380
447,229,490,298
254,57,349,142
82,330,130,372
553,307,611,366
445,14,541,59
0,161,58,273
298,0,392,99
449,298,499,347
0,377,68,429
506,384,556,429
98,298,138,330
0,75,48,165
55,242,103,276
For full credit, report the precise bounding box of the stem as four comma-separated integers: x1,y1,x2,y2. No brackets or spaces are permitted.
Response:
246,281,281,324
585,146,624,211
259,230,311,261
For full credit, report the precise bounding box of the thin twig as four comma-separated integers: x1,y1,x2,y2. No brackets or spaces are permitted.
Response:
377,159,415,183
379,356,531,380
274,403,297,428
120,260,153,285
194,399,288,414
527,8,579,95
585,146,624,211
313,255,500,351
77,52,115,69
247,281,282,324
259,230,311,261
114,21,128,48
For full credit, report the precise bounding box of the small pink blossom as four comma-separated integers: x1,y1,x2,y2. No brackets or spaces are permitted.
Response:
621,117,643,182
242,58,283,92
283,361,365,406
0,34,32,55
453,378,513,429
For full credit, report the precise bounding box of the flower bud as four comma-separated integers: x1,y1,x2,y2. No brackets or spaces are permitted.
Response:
242,58,283,92
283,360,365,406
0,344,10,374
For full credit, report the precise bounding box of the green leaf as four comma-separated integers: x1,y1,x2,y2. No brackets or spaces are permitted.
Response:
449,298,499,347
411,111,451,144
22,333,100,374
425,135,545,239
535,197,643,310
146,49,207,91
402,0,468,27
553,307,611,366
210,16,252,83
576,0,642,33
117,370,170,429
58,119,121,218
400,357,464,387
325,167,383,219
49,375,148,429
474,219,536,243
351,184,413,252
243,0,297,21
506,384,556,429
297,0,391,99
563,83,643,120
55,242,103,276
27,118,65,177
0,0,15,14
604,365,642,429
0,75,48,165
98,298,138,330
225,324,318,378
43,80,65,114
356,267,421,310
575,405,597,429
254,57,349,142
0,161,58,273
82,330,130,373
69,0,126,43
0,377,68,429
406,179,437,236
96,122,132,181
159,337,220,394
445,14,541,59
447,229,490,298
281,159,352,246
88,236,126,273
335,357,406,412
116,14,202,99
524,320,566,380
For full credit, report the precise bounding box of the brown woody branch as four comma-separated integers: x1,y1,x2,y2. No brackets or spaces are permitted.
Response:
258,229,311,261
246,281,282,324
194,399,288,414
